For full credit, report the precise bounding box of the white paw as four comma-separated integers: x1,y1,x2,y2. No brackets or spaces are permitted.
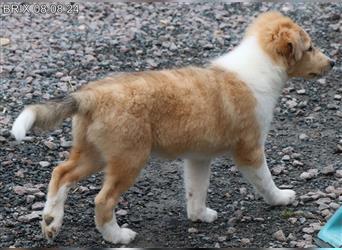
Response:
118,228,137,244
41,212,63,242
268,189,296,206
102,227,137,244
188,207,218,223
41,186,69,242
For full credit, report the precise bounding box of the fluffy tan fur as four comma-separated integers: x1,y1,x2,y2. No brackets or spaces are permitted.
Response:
40,66,261,228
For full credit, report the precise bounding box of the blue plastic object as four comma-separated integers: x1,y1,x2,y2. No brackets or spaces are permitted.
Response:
317,206,342,248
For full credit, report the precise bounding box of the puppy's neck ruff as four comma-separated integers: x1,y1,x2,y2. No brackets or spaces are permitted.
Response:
212,36,289,141
212,36,288,97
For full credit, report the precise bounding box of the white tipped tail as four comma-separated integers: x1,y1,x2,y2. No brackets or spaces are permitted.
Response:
11,108,36,142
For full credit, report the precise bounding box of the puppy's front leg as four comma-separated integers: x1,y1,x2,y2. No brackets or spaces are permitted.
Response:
235,150,296,206
184,158,218,223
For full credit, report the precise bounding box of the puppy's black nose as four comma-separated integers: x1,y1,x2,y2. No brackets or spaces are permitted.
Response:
330,60,335,68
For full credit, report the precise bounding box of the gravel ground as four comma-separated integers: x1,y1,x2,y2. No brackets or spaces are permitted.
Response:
1,2,341,248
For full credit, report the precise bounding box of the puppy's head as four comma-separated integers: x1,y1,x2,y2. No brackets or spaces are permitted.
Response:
246,11,335,79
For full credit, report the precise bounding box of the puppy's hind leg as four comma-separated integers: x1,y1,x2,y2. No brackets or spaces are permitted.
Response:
184,158,217,223
95,153,148,244
41,144,103,242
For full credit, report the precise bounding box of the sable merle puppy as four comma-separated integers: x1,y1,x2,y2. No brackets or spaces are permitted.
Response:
12,11,334,244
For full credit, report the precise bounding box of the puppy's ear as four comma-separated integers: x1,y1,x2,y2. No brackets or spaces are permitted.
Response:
273,28,303,66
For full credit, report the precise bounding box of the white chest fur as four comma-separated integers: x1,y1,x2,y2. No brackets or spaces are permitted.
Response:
212,37,288,142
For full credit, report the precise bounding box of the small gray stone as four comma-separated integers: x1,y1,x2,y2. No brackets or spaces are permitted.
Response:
13,186,27,195
78,186,89,193
309,190,326,199
288,217,297,224
290,240,298,247
18,211,42,222
318,203,329,210
60,140,72,148
300,172,312,180
218,236,227,242
239,187,247,195
302,227,314,234
296,240,307,248
316,197,332,205
32,202,45,210
12,185,36,197
227,227,236,234
300,195,312,202
282,155,290,161
303,233,313,242
0,37,10,46
78,24,86,31
286,100,298,108
299,217,306,224
317,78,326,85
274,230,286,242
327,103,338,110
313,106,321,112
116,209,128,216
39,161,50,167
55,72,64,78
329,202,340,210
188,227,198,233
34,191,45,198
321,209,331,217
303,211,316,219
299,134,309,140
240,238,251,245
334,94,341,100
60,76,71,82
335,187,342,196
297,89,306,95
309,223,321,232
291,153,301,159
293,160,303,166
287,233,296,240
44,141,57,150
327,193,337,199
321,165,335,175
26,195,35,203
325,185,335,193
15,169,25,178
146,58,158,67
309,169,318,176
272,165,285,175
336,170,342,178
224,192,231,198
282,146,294,154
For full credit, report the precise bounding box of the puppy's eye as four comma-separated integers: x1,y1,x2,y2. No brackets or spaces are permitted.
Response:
307,46,313,52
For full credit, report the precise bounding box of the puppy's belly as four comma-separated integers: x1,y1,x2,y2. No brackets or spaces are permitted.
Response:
151,148,228,160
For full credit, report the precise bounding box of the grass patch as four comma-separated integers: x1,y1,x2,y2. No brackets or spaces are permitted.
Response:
281,208,296,219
